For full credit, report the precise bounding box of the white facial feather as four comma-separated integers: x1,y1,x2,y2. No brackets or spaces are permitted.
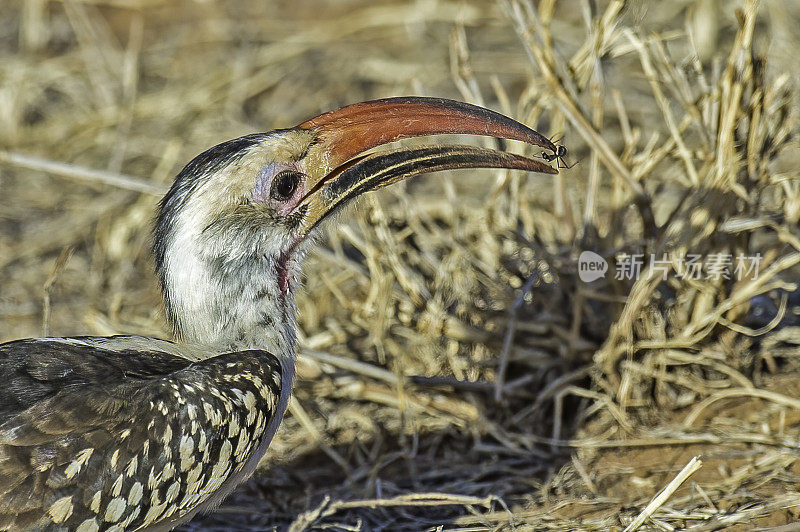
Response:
158,137,314,359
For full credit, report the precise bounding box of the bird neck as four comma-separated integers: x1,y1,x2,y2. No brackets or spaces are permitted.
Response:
159,238,300,358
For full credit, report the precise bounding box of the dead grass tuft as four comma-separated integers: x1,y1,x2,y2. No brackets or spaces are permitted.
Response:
2,0,800,529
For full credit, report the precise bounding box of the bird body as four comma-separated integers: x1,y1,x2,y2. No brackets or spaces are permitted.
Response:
0,97,558,531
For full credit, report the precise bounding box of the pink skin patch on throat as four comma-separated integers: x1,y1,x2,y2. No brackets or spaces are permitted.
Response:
276,251,292,295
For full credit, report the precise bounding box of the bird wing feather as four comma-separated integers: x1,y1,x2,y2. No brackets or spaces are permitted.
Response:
0,336,283,531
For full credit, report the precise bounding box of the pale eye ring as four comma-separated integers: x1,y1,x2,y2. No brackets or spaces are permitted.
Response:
270,170,303,202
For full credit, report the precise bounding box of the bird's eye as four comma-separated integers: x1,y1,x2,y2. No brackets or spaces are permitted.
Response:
270,170,302,202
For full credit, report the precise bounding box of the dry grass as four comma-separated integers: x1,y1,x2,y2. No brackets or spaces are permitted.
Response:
2,0,800,530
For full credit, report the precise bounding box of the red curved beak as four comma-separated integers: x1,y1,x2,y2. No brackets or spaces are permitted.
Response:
293,97,558,234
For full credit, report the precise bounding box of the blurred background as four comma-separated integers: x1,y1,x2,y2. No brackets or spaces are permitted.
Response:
2,0,800,529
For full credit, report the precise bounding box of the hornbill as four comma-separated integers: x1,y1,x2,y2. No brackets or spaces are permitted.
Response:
0,97,558,531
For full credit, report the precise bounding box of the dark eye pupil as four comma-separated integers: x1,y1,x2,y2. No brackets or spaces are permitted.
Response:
271,171,300,201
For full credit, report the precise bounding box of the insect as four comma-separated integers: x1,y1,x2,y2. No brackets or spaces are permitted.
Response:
542,144,577,169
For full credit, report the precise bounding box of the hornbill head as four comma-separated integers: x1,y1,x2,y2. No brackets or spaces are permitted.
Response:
154,97,558,350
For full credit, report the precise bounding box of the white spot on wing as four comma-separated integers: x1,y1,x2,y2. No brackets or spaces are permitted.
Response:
165,481,181,503
147,466,161,489
111,473,125,497
75,518,100,532
65,447,94,479
104,497,126,522
234,429,250,458
141,502,167,527
90,491,102,513
126,455,139,477
162,461,176,480
179,434,195,472
227,415,239,438
48,495,73,523
129,481,144,506
186,462,203,490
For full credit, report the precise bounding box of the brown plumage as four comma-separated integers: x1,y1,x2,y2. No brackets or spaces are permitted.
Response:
0,97,558,531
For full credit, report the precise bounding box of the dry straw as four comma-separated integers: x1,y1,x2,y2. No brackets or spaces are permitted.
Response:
2,0,799,529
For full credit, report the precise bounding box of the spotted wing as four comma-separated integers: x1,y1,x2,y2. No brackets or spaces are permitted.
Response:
0,337,283,531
